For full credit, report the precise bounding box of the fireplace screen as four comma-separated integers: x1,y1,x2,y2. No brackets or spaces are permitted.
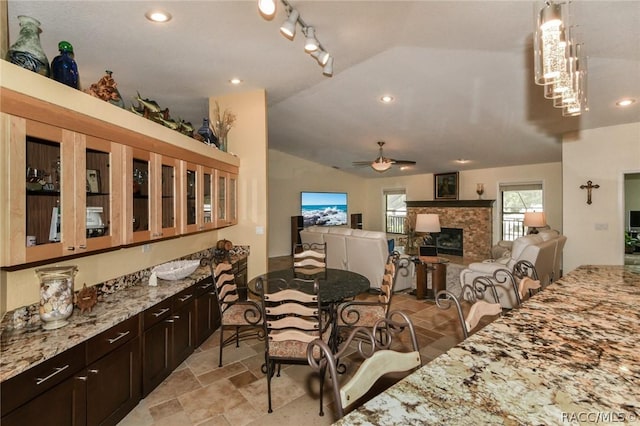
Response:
436,227,463,256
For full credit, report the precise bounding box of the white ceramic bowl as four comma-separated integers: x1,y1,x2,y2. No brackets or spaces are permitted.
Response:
152,260,201,281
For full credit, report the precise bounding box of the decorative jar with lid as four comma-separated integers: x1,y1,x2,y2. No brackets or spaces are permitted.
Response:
36,265,77,330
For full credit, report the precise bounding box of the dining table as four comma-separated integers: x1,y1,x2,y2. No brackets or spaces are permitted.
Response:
335,264,640,425
248,268,370,351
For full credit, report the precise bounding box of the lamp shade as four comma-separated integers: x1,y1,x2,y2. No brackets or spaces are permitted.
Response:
258,0,276,18
523,211,546,228
415,214,441,233
280,9,299,39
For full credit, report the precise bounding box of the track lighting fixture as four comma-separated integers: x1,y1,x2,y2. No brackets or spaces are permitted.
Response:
304,27,319,52
259,0,334,77
280,8,299,39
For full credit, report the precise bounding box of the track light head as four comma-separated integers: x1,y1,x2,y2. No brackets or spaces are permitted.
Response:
323,56,334,77
310,49,330,65
280,8,299,40
258,0,276,19
304,27,319,52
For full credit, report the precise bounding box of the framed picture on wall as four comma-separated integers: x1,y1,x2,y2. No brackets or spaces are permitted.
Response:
434,172,459,200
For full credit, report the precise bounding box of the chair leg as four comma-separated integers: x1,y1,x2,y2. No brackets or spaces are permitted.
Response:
235,326,240,347
218,326,224,367
267,359,274,413
319,365,326,417
276,362,281,377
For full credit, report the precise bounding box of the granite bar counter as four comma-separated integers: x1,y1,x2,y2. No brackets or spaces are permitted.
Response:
337,265,640,425
0,250,248,383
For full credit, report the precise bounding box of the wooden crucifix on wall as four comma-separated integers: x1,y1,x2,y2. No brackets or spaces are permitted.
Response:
580,180,600,205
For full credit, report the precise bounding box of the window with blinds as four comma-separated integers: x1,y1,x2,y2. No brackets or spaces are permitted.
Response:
499,183,543,240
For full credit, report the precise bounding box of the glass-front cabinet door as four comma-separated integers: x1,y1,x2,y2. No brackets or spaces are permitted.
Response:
83,135,122,252
124,147,151,243
150,154,179,239
228,173,238,225
214,169,228,228
202,167,214,230
182,162,200,234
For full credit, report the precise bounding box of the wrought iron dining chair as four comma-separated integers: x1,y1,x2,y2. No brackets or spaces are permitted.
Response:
256,277,332,415
335,252,408,335
203,257,263,367
307,310,421,419
292,242,327,276
436,276,503,339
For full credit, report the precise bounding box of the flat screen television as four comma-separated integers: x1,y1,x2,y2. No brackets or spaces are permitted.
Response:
630,210,640,230
301,191,348,227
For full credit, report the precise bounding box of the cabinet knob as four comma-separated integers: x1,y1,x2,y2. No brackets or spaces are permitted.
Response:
78,245,87,249
76,376,88,381
36,365,70,385
67,246,75,251
89,369,99,374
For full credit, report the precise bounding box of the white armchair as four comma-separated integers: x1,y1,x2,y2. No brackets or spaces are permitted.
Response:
460,231,563,308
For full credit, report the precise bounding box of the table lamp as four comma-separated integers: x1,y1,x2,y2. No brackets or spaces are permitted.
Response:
415,213,441,255
524,211,546,234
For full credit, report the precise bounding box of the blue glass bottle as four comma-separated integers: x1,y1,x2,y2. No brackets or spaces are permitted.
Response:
51,41,79,89
197,118,219,147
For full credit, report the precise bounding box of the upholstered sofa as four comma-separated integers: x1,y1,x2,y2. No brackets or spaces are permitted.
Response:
299,226,413,291
459,229,566,308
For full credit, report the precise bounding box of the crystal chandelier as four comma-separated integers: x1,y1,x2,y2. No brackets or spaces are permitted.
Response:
534,1,588,116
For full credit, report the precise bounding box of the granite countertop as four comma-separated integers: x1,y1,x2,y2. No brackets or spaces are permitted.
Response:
0,263,216,383
337,265,640,425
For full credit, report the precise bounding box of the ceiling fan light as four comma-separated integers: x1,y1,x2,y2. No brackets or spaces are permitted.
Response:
280,8,299,40
371,160,391,172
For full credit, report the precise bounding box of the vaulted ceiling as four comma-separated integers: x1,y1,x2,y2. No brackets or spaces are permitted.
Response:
7,1,640,177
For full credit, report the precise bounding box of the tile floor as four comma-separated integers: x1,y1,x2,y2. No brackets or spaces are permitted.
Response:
119,257,492,426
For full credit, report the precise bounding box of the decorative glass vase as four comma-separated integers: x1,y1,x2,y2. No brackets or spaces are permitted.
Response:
6,15,51,77
218,135,227,152
197,118,219,147
51,41,79,89
36,265,77,330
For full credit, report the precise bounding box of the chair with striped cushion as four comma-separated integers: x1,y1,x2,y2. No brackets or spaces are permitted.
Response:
204,258,263,367
256,277,332,415
336,252,408,333
292,242,327,276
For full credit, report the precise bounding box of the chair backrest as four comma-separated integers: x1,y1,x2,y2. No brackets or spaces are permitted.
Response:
512,259,542,300
212,261,238,313
293,242,327,274
256,277,324,359
307,311,421,419
552,235,567,282
436,276,502,339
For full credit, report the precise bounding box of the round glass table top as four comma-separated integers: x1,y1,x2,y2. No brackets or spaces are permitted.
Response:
248,268,370,304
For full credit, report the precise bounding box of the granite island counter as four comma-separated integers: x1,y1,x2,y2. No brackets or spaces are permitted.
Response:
336,265,640,425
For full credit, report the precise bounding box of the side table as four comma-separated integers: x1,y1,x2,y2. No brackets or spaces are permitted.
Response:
415,256,449,299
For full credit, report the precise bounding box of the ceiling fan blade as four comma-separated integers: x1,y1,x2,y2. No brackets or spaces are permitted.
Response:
390,159,416,165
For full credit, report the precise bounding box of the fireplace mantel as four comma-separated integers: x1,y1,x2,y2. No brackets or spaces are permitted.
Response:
407,200,495,208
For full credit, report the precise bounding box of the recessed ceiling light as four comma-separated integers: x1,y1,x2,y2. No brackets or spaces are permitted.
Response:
456,158,470,164
616,98,636,107
380,95,394,103
145,10,172,23
229,78,243,85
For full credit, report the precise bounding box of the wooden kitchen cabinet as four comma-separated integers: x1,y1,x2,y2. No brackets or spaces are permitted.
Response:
171,286,196,368
214,170,238,228
2,115,122,266
195,275,221,347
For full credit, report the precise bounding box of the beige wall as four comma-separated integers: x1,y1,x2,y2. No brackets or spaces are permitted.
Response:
212,90,269,280
562,122,640,272
268,149,367,257
362,162,563,245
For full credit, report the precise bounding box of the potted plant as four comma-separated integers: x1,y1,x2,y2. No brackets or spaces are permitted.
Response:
625,232,639,254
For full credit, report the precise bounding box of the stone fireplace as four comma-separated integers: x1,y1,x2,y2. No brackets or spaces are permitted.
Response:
407,200,494,262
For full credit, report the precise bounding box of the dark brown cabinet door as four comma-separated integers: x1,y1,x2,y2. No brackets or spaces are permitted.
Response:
172,299,196,368
1,374,87,426
195,280,221,347
142,319,172,397
86,337,141,426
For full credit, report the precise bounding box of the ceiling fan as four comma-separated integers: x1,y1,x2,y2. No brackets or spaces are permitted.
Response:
352,141,416,172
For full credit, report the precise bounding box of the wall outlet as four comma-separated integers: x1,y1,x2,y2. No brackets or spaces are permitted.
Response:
594,223,608,231
256,226,265,235
142,244,151,253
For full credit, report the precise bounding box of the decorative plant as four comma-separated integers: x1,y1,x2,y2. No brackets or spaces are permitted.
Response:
211,101,237,143
625,232,639,253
